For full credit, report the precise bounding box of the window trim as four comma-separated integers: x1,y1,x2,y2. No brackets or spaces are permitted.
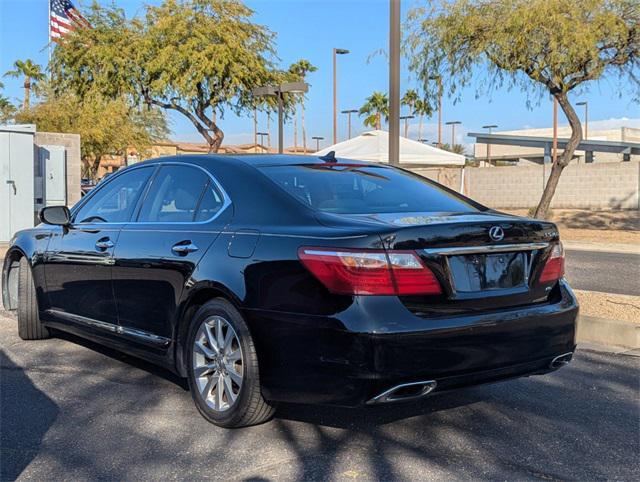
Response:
70,161,231,226
70,164,156,225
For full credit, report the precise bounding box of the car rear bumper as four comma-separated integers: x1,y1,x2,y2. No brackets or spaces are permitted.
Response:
246,279,578,406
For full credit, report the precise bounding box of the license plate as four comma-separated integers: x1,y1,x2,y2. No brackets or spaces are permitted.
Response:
448,252,527,292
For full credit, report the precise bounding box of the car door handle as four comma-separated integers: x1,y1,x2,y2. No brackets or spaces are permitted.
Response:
95,238,114,250
172,242,199,255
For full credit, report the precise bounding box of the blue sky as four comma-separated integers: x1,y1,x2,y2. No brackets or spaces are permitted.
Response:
1,0,638,150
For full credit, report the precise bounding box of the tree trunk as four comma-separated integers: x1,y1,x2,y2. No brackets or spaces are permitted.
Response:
23,78,31,109
294,105,298,150
301,100,307,153
533,92,583,219
376,112,381,130
418,114,423,141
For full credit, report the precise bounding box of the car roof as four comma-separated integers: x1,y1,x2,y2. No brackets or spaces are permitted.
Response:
135,153,380,168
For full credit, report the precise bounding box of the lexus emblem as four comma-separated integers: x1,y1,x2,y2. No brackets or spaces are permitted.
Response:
489,226,505,242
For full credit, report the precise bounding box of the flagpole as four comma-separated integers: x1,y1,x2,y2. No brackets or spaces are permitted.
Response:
48,0,52,80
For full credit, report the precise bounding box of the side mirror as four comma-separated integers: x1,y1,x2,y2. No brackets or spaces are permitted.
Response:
39,205,71,226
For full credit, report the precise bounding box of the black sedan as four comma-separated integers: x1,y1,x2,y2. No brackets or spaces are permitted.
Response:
2,154,578,428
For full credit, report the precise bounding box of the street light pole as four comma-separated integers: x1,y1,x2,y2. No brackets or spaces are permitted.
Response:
445,120,461,149
576,101,588,140
341,109,358,139
253,82,309,155
312,136,324,152
400,115,415,138
256,132,268,153
482,124,498,166
389,0,401,166
333,48,350,145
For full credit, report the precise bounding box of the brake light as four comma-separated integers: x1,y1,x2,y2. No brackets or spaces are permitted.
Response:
298,248,442,296
539,242,565,283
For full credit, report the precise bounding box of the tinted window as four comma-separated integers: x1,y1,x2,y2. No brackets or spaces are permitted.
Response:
258,164,481,214
74,167,152,223
138,165,216,222
195,184,225,221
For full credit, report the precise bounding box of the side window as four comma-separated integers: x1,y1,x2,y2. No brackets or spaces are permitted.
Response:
138,165,215,223
74,167,153,223
195,183,225,221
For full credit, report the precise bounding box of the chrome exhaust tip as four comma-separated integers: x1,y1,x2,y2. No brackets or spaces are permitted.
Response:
550,352,574,369
367,380,437,405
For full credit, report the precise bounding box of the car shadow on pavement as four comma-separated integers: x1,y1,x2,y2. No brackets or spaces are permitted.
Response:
2,323,638,480
53,330,188,390
0,349,60,481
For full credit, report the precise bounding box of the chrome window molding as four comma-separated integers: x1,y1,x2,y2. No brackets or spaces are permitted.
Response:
70,161,232,226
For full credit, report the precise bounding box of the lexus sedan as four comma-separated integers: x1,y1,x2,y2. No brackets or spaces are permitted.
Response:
2,154,578,428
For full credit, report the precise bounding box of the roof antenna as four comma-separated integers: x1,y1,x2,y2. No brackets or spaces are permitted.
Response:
319,151,337,163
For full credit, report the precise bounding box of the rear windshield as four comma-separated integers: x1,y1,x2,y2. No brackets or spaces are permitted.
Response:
258,164,482,214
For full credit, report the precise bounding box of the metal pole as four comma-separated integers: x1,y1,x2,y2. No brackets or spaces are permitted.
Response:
584,102,588,140
437,87,442,147
278,91,284,154
389,0,401,166
332,49,337,145
552,97,558,163
451,123,456,147
348,111,352,139
253,107,257,149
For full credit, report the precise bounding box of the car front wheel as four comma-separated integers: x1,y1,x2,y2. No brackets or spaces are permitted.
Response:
17,257,49,340
186,298,274,428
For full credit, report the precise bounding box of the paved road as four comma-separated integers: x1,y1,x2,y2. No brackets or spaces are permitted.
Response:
565,249,640,296
1,311,639,481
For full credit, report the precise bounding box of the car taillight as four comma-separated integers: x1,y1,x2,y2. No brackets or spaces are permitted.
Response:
298,247,442,296
539,242,565,283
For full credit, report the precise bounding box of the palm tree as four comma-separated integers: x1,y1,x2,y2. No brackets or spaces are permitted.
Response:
401,89,419,137
359,92,389,130
0,81,15,123
413,98,432,142
4,59,45,109
288,60,317,152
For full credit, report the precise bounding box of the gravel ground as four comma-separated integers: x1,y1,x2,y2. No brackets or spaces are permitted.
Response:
1,309,640,481
574,290,640,323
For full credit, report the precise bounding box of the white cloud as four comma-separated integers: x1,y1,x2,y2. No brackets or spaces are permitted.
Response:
586,117,640,131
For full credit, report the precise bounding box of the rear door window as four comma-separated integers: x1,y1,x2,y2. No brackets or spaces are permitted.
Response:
258,164,482,214
138,165,214,222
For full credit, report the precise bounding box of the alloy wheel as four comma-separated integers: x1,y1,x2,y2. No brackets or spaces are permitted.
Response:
192,316,244,412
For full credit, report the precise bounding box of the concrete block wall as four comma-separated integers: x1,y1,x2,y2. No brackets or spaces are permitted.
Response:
35,132,82,207
409,161,640,210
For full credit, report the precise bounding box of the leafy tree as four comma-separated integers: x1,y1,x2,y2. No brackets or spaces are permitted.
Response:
51,0,287,153
0,81,16,123
401,89,419,137
288,59,317,152
413,98,432,142
440,143,466,155
407,0,639,218
4,59,46,109
16,86,168,178
359,92,389,130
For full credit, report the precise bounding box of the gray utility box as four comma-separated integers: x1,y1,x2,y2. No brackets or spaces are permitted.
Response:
35,145,67,211
1,125,36,243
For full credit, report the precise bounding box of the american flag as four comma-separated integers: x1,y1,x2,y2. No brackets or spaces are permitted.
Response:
50,0,90,41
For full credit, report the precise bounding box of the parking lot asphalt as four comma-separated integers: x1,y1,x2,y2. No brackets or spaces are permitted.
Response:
564,249,640,296
1,309,639,481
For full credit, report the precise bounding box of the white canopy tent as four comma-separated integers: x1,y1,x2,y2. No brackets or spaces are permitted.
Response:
316,130,465,166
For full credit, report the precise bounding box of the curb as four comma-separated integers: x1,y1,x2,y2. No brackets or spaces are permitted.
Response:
577,315,640,350
563,241,640,255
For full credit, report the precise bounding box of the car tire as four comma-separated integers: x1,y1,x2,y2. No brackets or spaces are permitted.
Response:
186,298,275,428
17,257,49,340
